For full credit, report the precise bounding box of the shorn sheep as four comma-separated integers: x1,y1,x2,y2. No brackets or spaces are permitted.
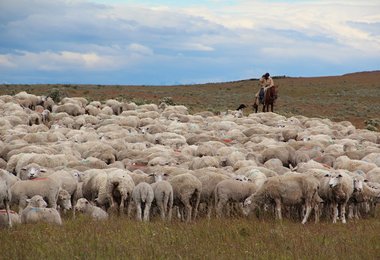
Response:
243,174,322,224
132,182,154,221
328,171,354,224
149,173,173,221
169,173,202,222
10,177,61,213
21,195,62,225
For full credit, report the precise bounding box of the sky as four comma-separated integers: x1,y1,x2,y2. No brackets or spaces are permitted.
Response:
0,0,379,85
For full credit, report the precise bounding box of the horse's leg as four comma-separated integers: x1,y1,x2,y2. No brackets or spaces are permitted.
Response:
270,103,274,112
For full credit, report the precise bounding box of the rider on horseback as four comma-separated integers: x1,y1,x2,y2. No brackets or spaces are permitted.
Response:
255,72,274,104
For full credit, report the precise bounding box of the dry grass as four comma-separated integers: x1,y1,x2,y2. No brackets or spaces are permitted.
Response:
1,213,379,259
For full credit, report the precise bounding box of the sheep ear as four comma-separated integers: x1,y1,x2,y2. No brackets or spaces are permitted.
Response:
26,199,31,203
163,173,169,177
21,167,27,171
324,174,330,177
40,169,47,173
338,174,343,177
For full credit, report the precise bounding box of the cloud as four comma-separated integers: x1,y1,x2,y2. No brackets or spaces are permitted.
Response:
0,50,119,71
0,0,379,84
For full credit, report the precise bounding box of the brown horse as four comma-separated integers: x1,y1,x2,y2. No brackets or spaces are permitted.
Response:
253,85,278,113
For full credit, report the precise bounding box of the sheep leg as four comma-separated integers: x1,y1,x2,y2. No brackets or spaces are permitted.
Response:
332,202,338,223
135,202,142,221
340,203,347,224
347,204,354,220
216,199,226,219
274,199,282,221
143,202,151,222
192,192,200,221
183,201,192,222
206,197,213,219
126,199,132,218
6,201,12,228
167,194,173,222
160,196,167,221
301,204,312,224
314,204,320,223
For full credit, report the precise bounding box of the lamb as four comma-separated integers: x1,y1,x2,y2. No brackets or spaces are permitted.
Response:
74,198,109,220
21,195,62,225
132,182,154,221
243,174,322,224
10,177,61,213
149,173,173,221
57,189,72,212
328,170,354,223
214,178,259,218
168,173,201,222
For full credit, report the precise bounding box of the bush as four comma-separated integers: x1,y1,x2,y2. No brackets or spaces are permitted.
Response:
47,88,68,103
159,96,175,106
365,118,379,132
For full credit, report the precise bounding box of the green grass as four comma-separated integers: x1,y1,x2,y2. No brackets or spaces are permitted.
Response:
1,213,379,259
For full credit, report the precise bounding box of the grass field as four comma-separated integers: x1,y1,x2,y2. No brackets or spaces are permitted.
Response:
1,213,380,259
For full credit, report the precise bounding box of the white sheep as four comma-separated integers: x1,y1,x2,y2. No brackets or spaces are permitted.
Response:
21,195,62,225
74,198,109,220
197,171,229,218
10,177,61,213
132,182,154,221
328,170,354,223
334,155,377,173
214,178,259,218
169,173,202,222
149,173,173,221
243,174,322,224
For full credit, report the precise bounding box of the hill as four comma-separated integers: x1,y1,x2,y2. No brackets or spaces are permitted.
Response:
1,71,379,128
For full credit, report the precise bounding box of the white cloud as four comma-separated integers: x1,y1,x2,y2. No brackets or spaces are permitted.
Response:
127,43,154,56
0,50,119,71
0,0,379,84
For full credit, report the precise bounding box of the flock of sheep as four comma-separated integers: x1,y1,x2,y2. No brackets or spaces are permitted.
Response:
0,91,379,227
